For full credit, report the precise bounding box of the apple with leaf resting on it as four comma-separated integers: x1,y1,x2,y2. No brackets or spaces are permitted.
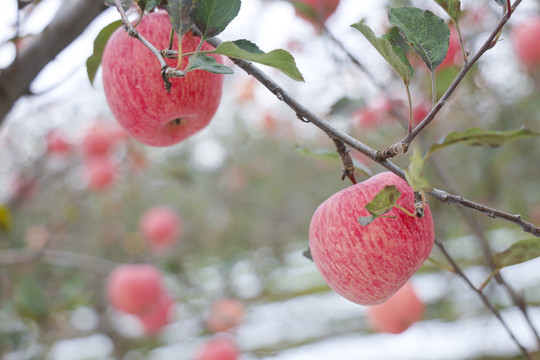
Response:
366,280,425,334
308,171,434,305
101,11,224,147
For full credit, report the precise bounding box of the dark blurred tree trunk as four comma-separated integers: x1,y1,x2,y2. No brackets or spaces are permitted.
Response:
0,0,108,124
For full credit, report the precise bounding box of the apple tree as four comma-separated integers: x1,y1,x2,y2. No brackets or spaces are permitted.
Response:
1,0,540,359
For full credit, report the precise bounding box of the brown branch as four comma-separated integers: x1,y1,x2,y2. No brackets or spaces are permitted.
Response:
331,138,357,184
0,0,108,124
435,238,533,360
0,247,118,275
112,0,185,92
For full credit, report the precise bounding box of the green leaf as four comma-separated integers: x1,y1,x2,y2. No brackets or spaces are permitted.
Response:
351,22,414,85
294,146,372,178
434,0,462,21
86,20,123,85
493,0,505,6
189,53,234,74
328,97,365,117
14,278,49,322
138,0,163,11
428,127,540,155
365,185,402,217
213,40,304,81
167,0,198,38
194,0,241,39
388,7,450,71
0,205,13,232
493,239,540,269
105,0,133,10
404,149,432,192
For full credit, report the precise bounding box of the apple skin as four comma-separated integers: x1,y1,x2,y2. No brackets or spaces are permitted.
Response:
106,264,164,315
308,171,434,305
84,157,117,191
206,298,246,333
294,0,340,27
101,11,224,147
137,292,175,335
438,25,461,71
512,17,540,70
82,122,125,158
46,130,71,155
193,335,240,360
139,206,182,248
366,281,425,334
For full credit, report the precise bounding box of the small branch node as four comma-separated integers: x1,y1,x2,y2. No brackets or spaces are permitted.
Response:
296,114,310,123
127,28,138,38
332,138,357,185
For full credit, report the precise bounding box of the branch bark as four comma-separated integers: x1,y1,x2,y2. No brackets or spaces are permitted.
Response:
0,0,108,124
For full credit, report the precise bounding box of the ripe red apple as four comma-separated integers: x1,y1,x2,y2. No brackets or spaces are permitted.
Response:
139,206,182,248
308,171,434,305
82,122,125,158
438,25,461,71
193,335,240,360
101,11,224,147
366,281,425,334
46,130,71,155
512,17,540,70
137,292,175,335
293,0,340,29
412,102,431,126
84,157,117,191
106,264,164,315
206,298,246,333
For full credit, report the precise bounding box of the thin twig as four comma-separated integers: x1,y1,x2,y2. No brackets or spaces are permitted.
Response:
331,138,357,184
435,238,532,360
0,248,119,275
381,0,524,160
112,0,185,92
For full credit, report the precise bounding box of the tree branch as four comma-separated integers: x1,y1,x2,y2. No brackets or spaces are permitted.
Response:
435,238,532,360
0,0,108,124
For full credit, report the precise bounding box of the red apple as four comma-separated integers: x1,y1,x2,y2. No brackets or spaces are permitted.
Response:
84,157,117,191
82,122,124,158
412,102,431,126
101,11,224,147
366,281,425,334
137,292,175,335
206,298,245,333
46,130,71,155
308,171,434,305
512,17,540,70
438,25,461,71
106,264,164,315
293,0,340,29
193,335,240,360
139,206,182,248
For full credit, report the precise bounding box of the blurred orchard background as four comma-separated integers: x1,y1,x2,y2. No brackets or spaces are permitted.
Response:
1,0,540,359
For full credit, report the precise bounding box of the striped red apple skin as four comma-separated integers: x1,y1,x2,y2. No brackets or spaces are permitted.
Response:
308,172,434,305
101,11,224,147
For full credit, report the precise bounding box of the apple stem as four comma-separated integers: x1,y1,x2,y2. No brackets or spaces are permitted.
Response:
184,37,207,73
